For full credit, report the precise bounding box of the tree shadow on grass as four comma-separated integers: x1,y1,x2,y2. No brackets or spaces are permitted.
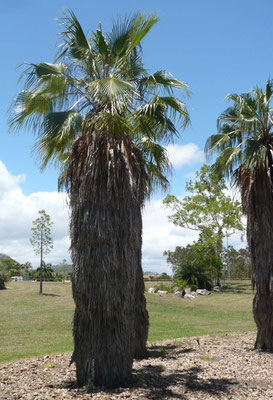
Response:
133,364,238,399
42,293,61,297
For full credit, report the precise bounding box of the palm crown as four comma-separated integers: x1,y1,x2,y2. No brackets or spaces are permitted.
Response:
205,80,273,181
9,10,190,193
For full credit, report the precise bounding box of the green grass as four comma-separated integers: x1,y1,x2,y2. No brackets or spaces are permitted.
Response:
0,282,74,363
221,279,253,294
0,281,256,363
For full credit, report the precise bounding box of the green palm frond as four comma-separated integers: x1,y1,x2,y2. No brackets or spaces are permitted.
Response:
265,80,273,104
243,139,267,169
91,112,132,135
89,76,136,107
9,90,53,132
128,13,159,51
139,70,190,97
206,79,273,182
110,12,159,57
91,28,109,62
213,147,242,179
134,101,177,142
9,9,190,195
20,62,68,89
139,137,171,192
35,111,83,169
157,96,190,128
32,63,67,78
133,94,189,141
57,9,91,60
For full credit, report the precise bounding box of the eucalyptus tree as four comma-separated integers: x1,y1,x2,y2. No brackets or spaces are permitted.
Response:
205,80,273,351
163,164,243,285
9,10,190,386
30,210,53,294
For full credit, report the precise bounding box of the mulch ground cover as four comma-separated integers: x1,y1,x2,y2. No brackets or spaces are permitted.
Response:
1,332,272,400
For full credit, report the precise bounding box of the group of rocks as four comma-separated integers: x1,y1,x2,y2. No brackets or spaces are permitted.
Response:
148,286,221,298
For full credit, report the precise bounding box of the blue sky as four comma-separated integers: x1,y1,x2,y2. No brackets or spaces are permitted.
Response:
0,0,272,270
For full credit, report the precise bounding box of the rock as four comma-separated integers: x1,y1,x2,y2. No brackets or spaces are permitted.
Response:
213,286,221,292
184,293,196,299
196,289,211,295
148,287,155,294
157,290,168,295
191,291,197,297
185,287,192,295
174,291,182,296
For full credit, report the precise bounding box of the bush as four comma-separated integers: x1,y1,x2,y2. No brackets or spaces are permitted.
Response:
0,267,8,290
154,282,173,293
174,263,213,290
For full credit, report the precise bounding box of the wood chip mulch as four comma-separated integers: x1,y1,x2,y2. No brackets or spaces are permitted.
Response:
0,332,272,400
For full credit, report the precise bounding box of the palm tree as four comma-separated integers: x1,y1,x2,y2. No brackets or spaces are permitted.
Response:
9,10,190,386
205,80,273,352
35,263,54,281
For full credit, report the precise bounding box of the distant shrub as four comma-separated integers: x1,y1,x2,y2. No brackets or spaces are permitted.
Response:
154,282,173,293
174,279,188,296
158,273,172,280
0,267,8,290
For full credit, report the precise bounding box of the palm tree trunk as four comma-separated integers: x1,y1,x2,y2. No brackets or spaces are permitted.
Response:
68,132,147,387
39,232,43,295
216,229,223,288
242,169,273,351
134,247,149,359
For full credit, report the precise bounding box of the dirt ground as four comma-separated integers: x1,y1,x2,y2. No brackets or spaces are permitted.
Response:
1,332,272,400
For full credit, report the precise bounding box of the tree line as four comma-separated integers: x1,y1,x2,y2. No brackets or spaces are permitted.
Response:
0,256,72,286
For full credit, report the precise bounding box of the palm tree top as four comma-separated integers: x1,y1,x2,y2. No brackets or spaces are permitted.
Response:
9,9,190,193
205,80,273,180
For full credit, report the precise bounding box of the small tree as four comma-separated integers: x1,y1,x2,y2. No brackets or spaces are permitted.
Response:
163,164,244,286
30,210,53,294
223,246,252,280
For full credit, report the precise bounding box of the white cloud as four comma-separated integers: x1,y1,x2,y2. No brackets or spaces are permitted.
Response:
0,160,245,274
0,161,25,197
0,161,70,266
165,143,204,169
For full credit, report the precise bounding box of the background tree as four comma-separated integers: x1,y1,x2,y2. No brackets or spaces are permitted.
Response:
158,272,172,280
0,257,21,278
20,261,33,279
164,233,220,290
35,263,54,281
53,259,72,281
205,80,273,351
9,10,190,387
0,262,8,289
223,246,251,280
163,164,244,285
30,210,53,294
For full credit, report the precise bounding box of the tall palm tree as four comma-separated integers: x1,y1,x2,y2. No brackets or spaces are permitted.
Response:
9,10,190,386
205,80,273,352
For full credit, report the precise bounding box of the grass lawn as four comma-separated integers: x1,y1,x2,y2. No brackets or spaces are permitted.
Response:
0,281,256,363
